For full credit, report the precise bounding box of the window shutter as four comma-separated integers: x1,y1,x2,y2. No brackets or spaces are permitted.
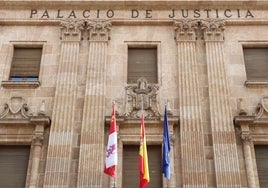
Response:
255,145,268,187
243,48,268,81
123,145,162,188
0,145,30,188
10,48,42,79
128,48,157,84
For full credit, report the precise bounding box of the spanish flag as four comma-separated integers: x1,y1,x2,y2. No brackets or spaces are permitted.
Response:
139,114,150,188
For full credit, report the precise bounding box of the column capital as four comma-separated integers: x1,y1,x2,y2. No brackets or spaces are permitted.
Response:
174,19,199,42
200,19,225,42
60,19,85,42
86,20,112,42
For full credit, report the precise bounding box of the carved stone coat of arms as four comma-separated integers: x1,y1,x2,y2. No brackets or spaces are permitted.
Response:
124,78,160,119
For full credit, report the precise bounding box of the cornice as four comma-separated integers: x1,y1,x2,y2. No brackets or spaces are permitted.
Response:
1,1,268,9
2,19,268,26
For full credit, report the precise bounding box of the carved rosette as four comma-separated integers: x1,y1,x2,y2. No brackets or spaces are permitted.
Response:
87,20,112,41
124,78,160,119
200,19,225,41
174,19,199,41
241,131,252,145
32,134,44,146
60,19,85,41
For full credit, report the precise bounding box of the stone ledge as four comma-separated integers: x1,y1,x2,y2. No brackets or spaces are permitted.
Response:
244,80,268,87
1,80,40,89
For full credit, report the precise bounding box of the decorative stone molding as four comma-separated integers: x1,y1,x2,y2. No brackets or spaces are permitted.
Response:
1,80,40,89
60,19,85,41
0,96,50,123
245,80,268,87
200,19,225,41
174,19,199,41
234,96,268,126
87,20,112,41
124,78,160,119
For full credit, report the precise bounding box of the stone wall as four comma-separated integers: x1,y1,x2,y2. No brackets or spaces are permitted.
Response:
1,1,268,187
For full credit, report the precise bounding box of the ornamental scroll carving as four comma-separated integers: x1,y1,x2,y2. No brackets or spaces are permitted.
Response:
255,96,268,119
200,19,225,41
174,19,199,41
0,96,47,120
0,96,30,119
124,78,160,119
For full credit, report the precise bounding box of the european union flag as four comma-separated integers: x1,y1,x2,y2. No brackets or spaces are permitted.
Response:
162,106,171,180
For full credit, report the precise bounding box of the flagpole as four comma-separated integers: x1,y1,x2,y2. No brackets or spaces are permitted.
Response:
113,177,116,188
163,103,171,187
165,102,169,188
112,101,116,188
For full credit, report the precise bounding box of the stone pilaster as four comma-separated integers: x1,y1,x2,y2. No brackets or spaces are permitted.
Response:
201,19,241,187
44,20,83,187
77,20,111,187
174,20,208,187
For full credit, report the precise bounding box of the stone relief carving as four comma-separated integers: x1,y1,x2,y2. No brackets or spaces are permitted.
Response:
255,96,268,119
240,131,252,144
0,96,30,119
200,19,225,41
0,97,47,120
32,134,44,146
124,78,160,119
174,19,199,41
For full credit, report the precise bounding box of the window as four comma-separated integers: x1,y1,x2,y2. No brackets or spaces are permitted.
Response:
0,145,30,188
10,47,42,81
127,47,157,84
255,145,268,187
123,145,162,188
243,47,268,81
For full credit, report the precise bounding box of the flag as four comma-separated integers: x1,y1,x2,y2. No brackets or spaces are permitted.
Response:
139,114,150,188
104,105,117,177
162,106,171,179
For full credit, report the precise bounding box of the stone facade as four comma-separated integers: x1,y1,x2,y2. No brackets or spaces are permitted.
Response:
1,1,268,188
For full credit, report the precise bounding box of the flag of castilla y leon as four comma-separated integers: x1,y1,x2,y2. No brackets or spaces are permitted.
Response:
139,114,150,188
104,105,117,177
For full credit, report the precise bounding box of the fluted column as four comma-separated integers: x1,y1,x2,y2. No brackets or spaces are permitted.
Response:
201,19,241,187
44,20,83,187
174,20,208,187
77,20,111,187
